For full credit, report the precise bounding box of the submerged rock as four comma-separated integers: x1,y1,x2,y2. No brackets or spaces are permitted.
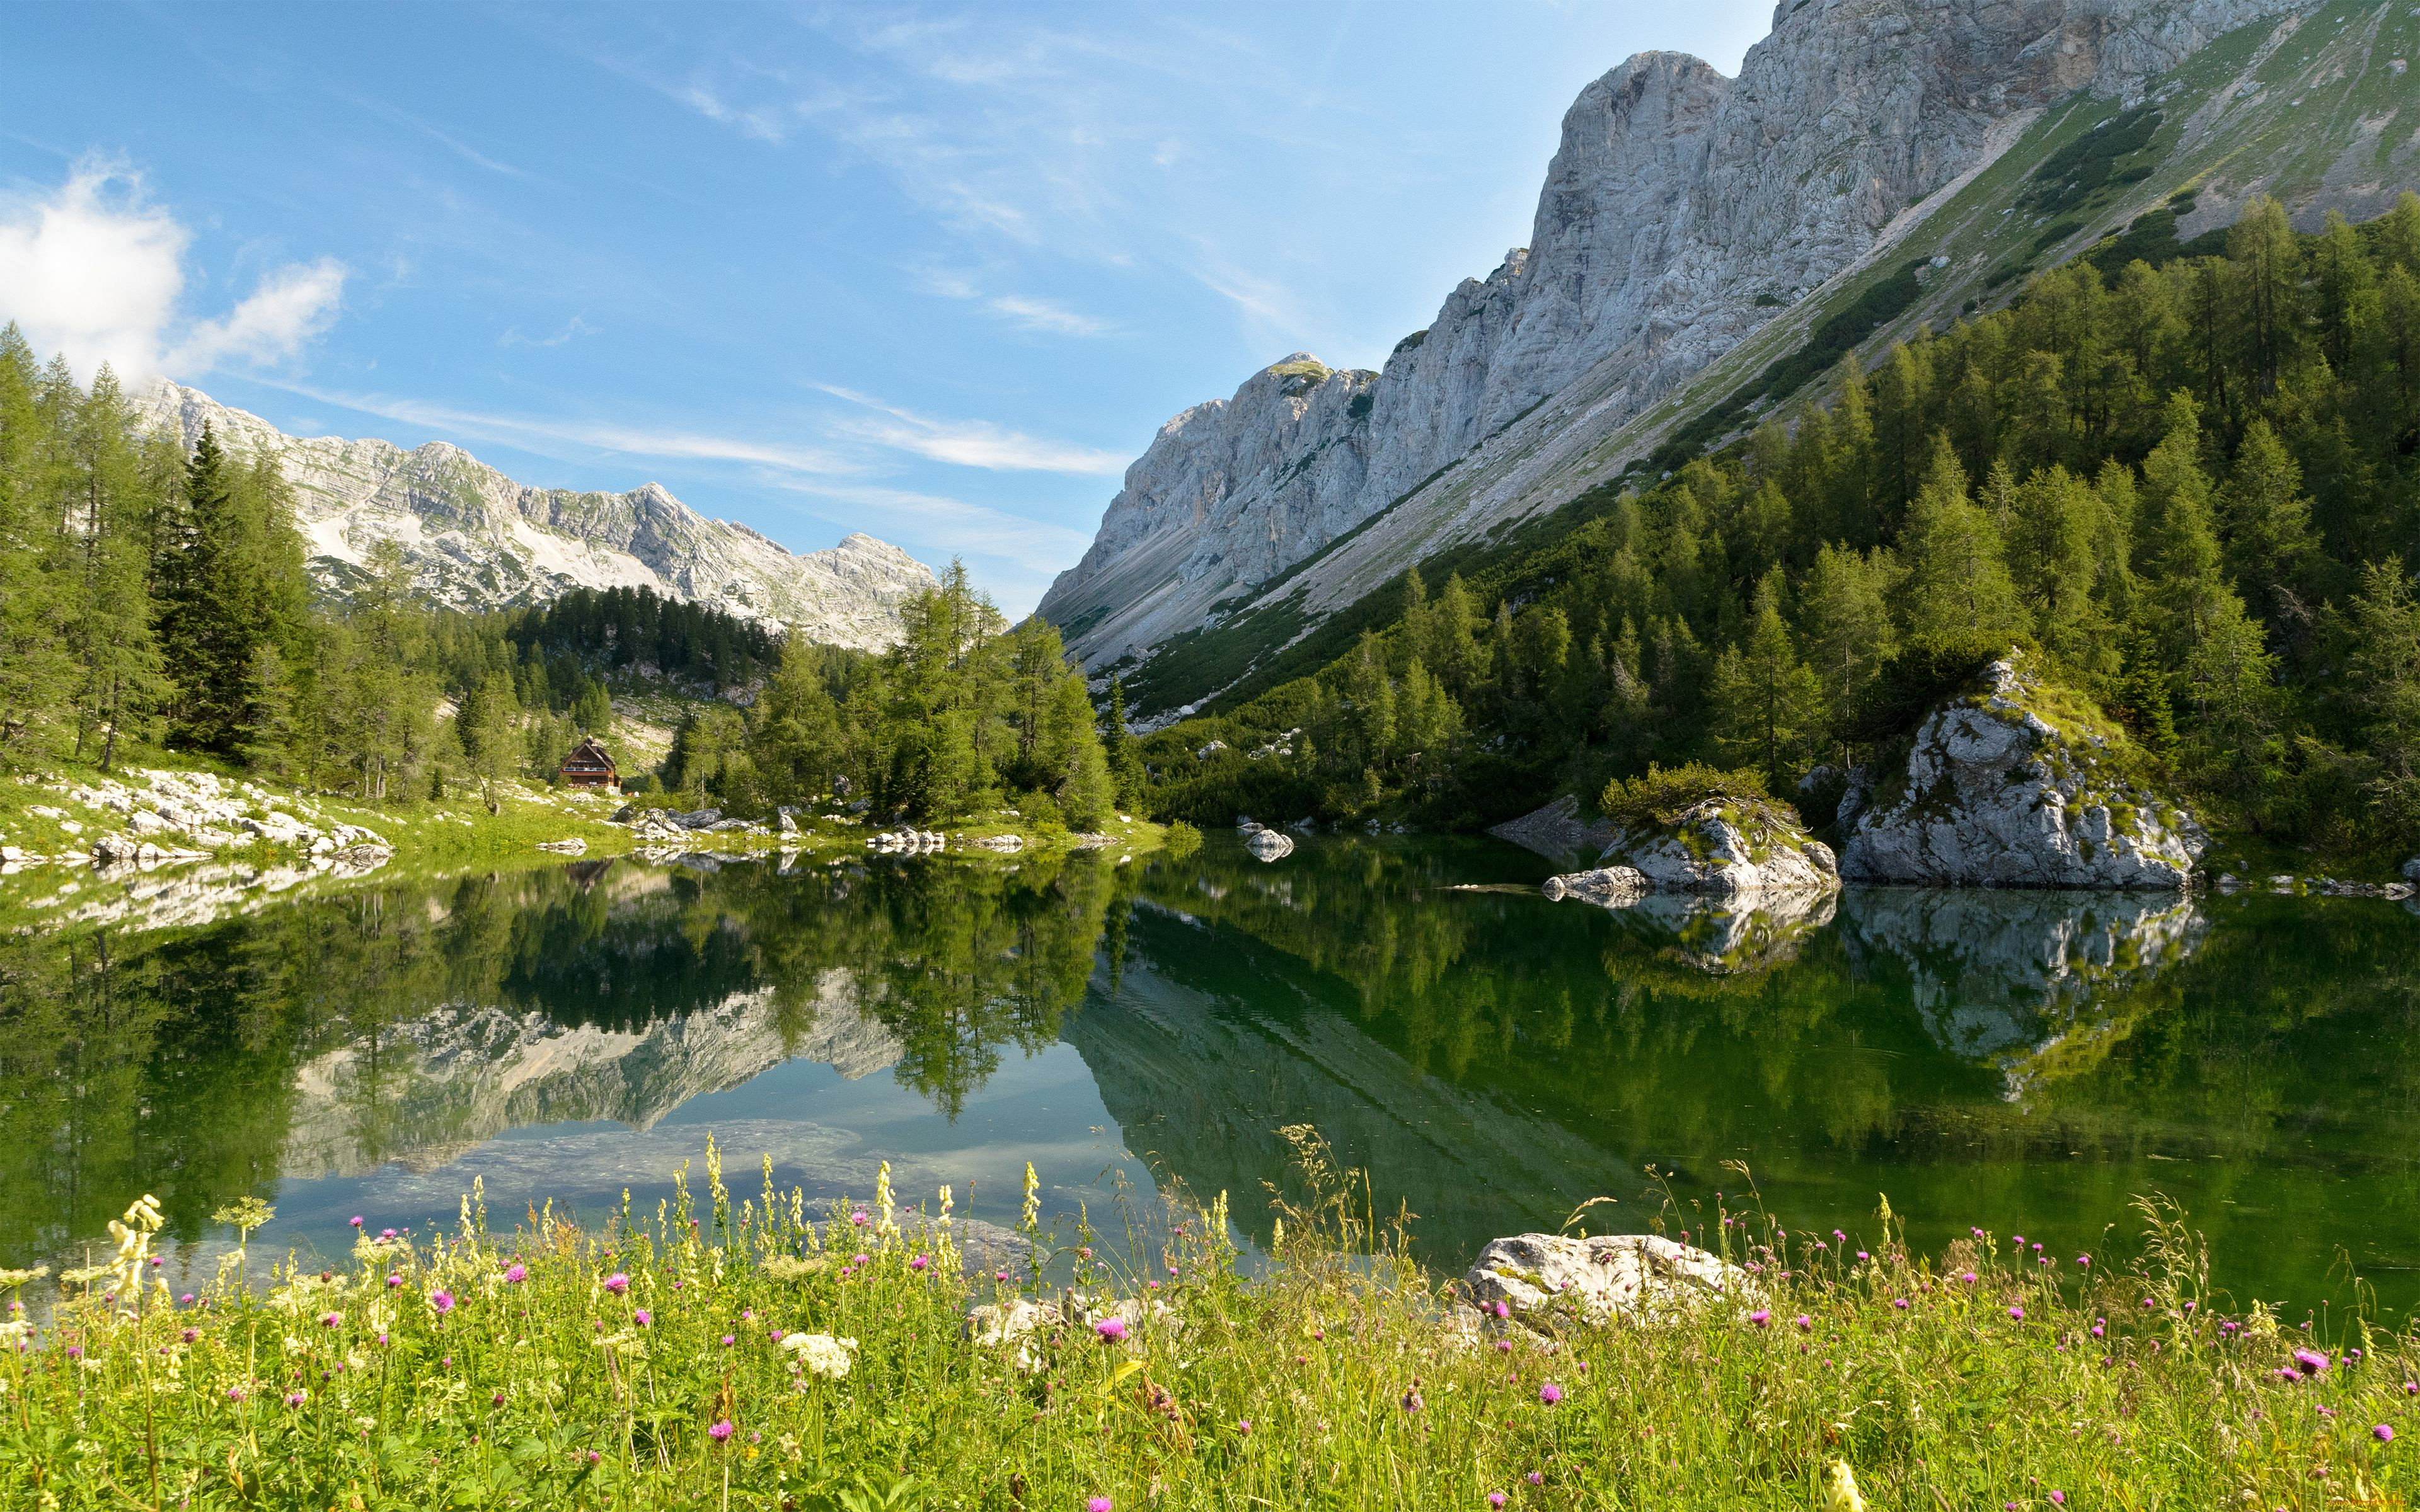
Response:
1463,1232,1748,1326
1603,798,1837,895
1245,829,1294,862
1841,654,2206,888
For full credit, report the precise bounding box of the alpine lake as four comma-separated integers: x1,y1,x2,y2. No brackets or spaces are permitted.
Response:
7,831,2418,1321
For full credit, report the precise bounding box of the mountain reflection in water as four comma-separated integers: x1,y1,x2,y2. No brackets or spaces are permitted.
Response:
4,835,2417,1314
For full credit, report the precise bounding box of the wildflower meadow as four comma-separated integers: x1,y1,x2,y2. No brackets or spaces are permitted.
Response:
0,1133,2412,1509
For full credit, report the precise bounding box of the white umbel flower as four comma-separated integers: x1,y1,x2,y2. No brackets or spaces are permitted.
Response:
779,1332,858,1380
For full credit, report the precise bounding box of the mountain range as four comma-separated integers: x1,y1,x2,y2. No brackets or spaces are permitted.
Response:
136,382,937,651
1040,0,2417,718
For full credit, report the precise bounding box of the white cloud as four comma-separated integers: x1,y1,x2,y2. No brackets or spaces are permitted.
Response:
817,385,1125,474
164,258,347,372
0,159,345,382
0,161,186,381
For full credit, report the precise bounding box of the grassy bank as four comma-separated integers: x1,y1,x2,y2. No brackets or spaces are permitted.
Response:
0,749,1165,890
4,1141,2410,1511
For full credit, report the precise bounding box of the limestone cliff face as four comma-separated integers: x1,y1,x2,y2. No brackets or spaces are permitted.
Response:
1041,0,2295,700
137,383,936,651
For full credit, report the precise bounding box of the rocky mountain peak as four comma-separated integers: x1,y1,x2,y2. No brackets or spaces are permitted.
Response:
137,382,937,650
1041,0,2303,710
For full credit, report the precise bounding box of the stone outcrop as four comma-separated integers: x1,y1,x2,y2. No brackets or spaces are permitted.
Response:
1840,655,2206,888
1042,0,2296,704
1244,829,1294,862
1463,1232,1748,1326
1604,798,1837,895
137,382,935,650
1540,866,1647,905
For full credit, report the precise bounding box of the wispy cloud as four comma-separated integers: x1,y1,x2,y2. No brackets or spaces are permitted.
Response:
258,379,861,476
817,385,1125,474
983,294,1112,336
768,480,1091,573
915,268,1112,337
499,315,599,348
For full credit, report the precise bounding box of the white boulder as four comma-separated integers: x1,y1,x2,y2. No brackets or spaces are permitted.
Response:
1464,1232,1749,1326
1840,655,2206,888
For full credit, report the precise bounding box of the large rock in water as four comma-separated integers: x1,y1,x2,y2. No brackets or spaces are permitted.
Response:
1603,797,1837,895
1840,655,2206,888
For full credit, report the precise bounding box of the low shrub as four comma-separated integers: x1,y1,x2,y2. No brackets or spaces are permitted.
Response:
1598,762,1775,832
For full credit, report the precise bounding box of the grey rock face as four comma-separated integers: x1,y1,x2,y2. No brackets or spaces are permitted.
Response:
1541,866,1648,905
1840,656,2206,888
1603,798,1838,895
1842,888,2203,1070
135,382,936,650
1463,1232,1748,1326
1042,0,2293,689
1244,829,1294,861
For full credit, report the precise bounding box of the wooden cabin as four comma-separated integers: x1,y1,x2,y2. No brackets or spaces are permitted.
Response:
558,736,619,791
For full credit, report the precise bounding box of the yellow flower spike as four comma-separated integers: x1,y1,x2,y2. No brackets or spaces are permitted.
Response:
874,1161,896,1240
1020,1162,1040,1235
1823,1459,1866,1512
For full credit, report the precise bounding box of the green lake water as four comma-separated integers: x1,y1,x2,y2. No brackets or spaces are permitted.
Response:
6,834,2418,1318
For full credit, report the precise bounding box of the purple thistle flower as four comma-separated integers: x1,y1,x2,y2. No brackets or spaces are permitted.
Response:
503,1264,526,1284
722,1335,735,1347
1538,1382,1564,1405
430,1290,455,1315
1749,1310,1771,1328
709,1421,734,1442
1492,1302,1510,1320
850,1210,869,1227
633,1309,650,1327
853,1253,869,1266
284,1391,306,1408
2008,1306,2025,1321
1795,1314,1812,1331
226,1387,245,1402
381,1228,396,1239
386,1274,402,1288
1893,1297,1910,1310
2295,1349,2331,1376
181,1327,198,1343
179,1293,193,1305
350,1216,363,1228
1095,1317,1128,1343
602,1273,629,1295
1088,1499,1114,1512
2076,1254,2090,1268
1960,1271,1977,1284
1527,1472,1543,1486
911,1255,929,1271
2377,1424,2396,1443
1402,1387,1423,1412
1488,1496,1507,1509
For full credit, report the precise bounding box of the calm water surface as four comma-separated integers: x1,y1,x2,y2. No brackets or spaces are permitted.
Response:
6,835,2417,1315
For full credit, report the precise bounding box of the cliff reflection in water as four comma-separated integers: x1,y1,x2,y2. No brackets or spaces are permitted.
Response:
5,835,2418,1312
0,852,1117,1267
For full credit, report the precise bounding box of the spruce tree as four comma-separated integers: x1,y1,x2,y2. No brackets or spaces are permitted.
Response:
1899,435,2029,644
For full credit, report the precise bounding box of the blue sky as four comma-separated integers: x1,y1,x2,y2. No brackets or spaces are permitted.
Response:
0,2,1769,613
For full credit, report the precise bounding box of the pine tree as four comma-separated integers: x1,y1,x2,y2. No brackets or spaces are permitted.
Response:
1899,435,2029,644
2217,418,2322,626
2346,556,2420,825
1798,542,1898,758
1709,574,1824,788
65,367,167,770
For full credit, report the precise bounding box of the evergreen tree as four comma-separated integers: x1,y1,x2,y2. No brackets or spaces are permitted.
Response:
1899,436,2029,643
1709,574,1824,788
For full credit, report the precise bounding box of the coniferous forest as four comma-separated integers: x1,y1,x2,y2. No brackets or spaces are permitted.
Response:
1140,195,2420,865
0,326,1120,829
